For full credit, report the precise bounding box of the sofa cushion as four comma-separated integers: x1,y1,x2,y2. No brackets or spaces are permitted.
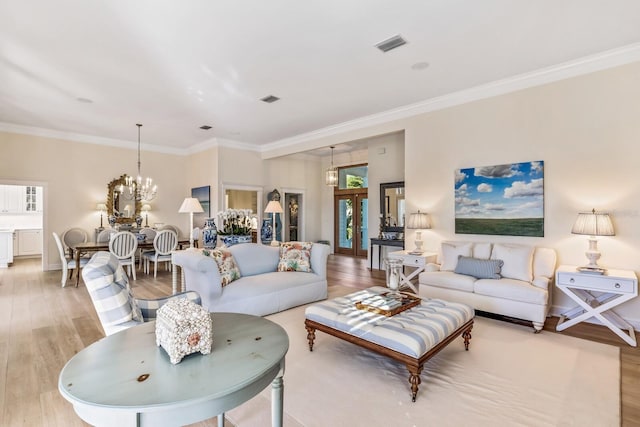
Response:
473,278,548,305
472,242,492,259
201,248,241,286
440,242,473,271
228,243,280,276
490,243,534,282
454,256,503,280
278,242,313,272
83,251,143,327
419,271,476,292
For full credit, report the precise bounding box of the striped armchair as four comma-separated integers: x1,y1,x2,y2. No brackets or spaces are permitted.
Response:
82,251,201,336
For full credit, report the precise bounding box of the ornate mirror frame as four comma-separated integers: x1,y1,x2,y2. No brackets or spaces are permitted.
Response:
380,181,405,233
106,174,141,224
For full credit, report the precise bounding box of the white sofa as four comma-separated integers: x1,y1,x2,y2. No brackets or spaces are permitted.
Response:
172,242,330,316
418,241,556,332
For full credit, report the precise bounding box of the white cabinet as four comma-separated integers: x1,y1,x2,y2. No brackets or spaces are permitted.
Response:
24,186,41,212
16,229,42,256
0,185,23,213
0,230,14,268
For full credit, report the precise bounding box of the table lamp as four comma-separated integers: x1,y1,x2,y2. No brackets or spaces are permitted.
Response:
142,204,151,227
406,210,431,253
571,208,615,273
179,198,204,248
264,200,284,246
96,203,107,228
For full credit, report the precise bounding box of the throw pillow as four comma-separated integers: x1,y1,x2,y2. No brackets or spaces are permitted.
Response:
278,242,313,272
454,256,503,280
201,248,242,286
490,243,534,282
440,242,473,271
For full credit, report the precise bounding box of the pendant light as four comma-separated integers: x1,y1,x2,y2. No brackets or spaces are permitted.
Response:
124,124,157,202
325,146,338,186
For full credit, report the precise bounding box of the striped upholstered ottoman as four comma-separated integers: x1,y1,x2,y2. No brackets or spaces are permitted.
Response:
304,286,474,402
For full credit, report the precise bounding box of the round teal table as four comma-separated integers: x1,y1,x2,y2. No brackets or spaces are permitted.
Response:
59,313,289,426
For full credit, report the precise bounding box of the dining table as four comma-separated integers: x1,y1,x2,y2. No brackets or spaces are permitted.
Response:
70,237,191,286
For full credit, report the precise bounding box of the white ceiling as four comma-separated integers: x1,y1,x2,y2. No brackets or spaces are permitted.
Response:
2,1,640,155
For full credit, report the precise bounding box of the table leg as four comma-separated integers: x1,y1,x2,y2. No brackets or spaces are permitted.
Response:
271,375,284,427
75,249,81,287
217,412,225,427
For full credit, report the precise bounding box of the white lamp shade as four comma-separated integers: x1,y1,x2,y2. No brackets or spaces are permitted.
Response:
571,209,614,236
179,197,204,213
407,211,431,230
96,203,107,211
142,204,151,212
264,200,284,214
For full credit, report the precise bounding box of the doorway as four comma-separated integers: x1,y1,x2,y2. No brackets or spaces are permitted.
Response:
332,164,368,257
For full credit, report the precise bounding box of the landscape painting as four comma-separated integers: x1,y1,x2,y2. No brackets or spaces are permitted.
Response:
191,185,211,218
455,161,544,237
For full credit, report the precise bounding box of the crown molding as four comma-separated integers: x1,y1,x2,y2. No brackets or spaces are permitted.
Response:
0,122,187,155
262,42,640,154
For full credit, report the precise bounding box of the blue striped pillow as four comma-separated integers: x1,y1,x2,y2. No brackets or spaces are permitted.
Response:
454,256,503,279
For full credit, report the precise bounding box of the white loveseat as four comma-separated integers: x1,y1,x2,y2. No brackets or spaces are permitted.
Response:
419,241,556,332
172,242,330,316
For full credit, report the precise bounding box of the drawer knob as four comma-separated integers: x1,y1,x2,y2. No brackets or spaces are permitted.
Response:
615,283,621,289
569,278,575,283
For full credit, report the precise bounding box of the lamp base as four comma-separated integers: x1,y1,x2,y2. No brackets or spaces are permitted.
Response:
270,240,280,247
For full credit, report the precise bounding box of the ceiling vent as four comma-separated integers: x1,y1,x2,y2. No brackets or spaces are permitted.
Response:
375,35,407,53
260,95,280,103
199,125,212,130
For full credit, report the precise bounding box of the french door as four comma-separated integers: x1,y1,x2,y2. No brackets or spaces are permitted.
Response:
334,190,368,257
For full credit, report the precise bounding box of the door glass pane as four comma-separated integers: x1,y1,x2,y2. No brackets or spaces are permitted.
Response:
337,198,353,249
360,197,368,251
338,166,368,189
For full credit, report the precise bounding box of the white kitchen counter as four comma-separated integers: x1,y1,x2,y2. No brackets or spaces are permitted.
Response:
0,228,15,268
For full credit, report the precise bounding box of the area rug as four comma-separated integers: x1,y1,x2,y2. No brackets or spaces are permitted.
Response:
227,287,620,427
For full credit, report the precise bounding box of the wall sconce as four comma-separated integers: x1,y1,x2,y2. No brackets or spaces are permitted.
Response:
96,203,107,228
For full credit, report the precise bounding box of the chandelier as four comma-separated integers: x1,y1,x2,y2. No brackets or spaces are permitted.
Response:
120,124,157,202
325,146,338,186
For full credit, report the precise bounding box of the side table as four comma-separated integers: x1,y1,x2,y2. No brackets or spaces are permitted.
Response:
556,264,638,347
387,250,437,293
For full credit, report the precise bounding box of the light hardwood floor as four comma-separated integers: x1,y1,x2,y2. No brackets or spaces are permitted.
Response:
0,256,638,426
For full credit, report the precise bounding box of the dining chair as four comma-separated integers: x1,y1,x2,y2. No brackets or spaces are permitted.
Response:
138,228,157,269
160,224,180,236
82,251,201,336
96,228,117,243
62,227,90,259
142,229,178,277
108,231,138,280
53,232,89,287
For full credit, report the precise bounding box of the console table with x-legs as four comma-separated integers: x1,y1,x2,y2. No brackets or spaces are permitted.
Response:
556,265,638,346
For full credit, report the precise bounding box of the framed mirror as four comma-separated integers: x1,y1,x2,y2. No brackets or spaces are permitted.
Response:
380,181,405,234
106,174,141,224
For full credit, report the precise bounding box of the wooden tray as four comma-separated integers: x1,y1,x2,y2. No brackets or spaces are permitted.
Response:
355,292,421,317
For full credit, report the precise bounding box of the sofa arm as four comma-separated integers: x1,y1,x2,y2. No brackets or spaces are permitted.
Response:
425,263,441,272
172,250,224,305
531,276,550,290
135,290,202,321
310,243,330,279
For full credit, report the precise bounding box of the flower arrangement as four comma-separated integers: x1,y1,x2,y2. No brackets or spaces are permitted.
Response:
217,209,254,235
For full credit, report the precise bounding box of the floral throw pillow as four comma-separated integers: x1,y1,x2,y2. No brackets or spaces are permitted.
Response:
201,248,242,286
277,242,313,272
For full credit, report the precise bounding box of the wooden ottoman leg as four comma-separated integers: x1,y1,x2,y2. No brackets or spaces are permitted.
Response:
305,322,316,352
406,364,423,402
462,322,473,350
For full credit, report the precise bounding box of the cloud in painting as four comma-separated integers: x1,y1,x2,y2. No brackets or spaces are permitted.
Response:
474,164,520,179
504,178,543,198
455,170,467,183
477,183,492,193
530,161,543,174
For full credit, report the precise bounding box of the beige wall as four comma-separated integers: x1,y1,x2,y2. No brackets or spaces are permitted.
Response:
303,61,640,328
0,132,189,270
